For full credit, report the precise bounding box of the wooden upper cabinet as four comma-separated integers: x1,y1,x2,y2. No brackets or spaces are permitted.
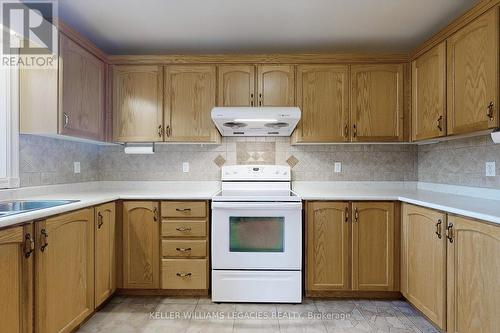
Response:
94,202,116,308
401,204,446,330
294,65,350,143
59,34,105,141
113,65,163,142
217,65,255,106
306,201,350,293
351,202,395,291
351,64,404,142
447,216,500,333
412,42,446,141
0,224,33,333
35,209,94,333
164,65,219,142
122,201,160,289
447,8,499,135
257,65,295,106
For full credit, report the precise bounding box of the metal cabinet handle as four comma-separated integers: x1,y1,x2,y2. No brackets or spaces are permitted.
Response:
437,116,444,131
24,233,35,258
165,125,171,137
250,93,254,106
175,227,192,232
153,207,159,222
354,207,359,223
259,93,262,106
97,212,104,229
344,206,349,223
176,272,192,278
40,229,48,252
63,113,69,128
176,247,192,252
446,223,454,243
175,208,192,212
344,124,349,138
158,125,163,138
435,219,442,239
353,124,357,138
487,101,494,120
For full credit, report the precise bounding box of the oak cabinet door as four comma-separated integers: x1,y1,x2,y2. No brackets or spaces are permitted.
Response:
217,65,255,106
164,65,219,142
94,202,116,308
122,201,160,289
351,202,395,291
59,34,105,141
257,65,295,106
0,224,33,333
113,65,163,142
35,209,94,333
401,204,447,330
294,65,350,143
447,8,499,135
306,201,350,292
351,64,404,142
412,42,446,141
446,216,500,333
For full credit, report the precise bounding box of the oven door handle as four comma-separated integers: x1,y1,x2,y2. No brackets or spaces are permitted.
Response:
211,202,302,210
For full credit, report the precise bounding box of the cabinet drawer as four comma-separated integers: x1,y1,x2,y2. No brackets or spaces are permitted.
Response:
162,201,207,218
162,259,207,289
162,239,207,258
161,220,207,237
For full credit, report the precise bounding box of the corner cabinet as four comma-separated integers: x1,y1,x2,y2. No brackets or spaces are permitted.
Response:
401,204,447,330
351,64,404,142
164,66,219,142
94,202,116,308
0,224,34,333
447,7,499,135
112,66,164,142
293,65,350,143
446,215,500,333
122,201,160,289
412,42,446,141
35,208,94,333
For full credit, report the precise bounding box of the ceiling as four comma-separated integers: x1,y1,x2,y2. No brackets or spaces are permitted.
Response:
57,0,476,55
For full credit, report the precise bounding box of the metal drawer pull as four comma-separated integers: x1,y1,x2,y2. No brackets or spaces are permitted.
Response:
487,101,494,120
175,208,192,212
446,223,454,243
354,207,359,223
176,247,192,252
97,212,104,229
40,229,49,252
63,113,69,128
175,227,192,232
437,116,443,131
24,233,35,258
153,207,158,222
435,219,442,239
176,272,192,278
344,207,349,223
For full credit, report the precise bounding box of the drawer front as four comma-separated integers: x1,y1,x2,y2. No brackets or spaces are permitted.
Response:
162,239,207,258
161,220,207,237
162,201,207,218
162,259,207,289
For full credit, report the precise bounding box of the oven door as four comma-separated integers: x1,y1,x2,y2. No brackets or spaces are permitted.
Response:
211,201,302,270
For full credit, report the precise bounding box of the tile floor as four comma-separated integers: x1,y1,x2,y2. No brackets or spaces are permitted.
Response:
77,296,442,333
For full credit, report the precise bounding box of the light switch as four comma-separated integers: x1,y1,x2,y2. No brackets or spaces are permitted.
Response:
486,162,496,177
334,162,342,173
182,162,190,173
73,162,81,174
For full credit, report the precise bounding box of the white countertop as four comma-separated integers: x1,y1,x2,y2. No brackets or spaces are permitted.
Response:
0,181,499,229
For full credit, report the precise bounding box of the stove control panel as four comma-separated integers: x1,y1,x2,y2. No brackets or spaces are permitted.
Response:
222,165,291,181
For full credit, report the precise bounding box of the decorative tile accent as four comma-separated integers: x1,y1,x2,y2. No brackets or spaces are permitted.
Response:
286,155,299,168
213,154,226,167
236,142,276,165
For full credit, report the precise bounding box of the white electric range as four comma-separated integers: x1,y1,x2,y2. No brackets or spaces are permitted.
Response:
211,165,302,303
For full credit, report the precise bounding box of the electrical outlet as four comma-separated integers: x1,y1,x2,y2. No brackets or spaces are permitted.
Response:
334,162,342,173
182,162,190,173
486,162,496,177
73,162,81,174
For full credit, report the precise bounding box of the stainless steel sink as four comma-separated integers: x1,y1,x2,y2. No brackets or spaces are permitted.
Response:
0,200,80,217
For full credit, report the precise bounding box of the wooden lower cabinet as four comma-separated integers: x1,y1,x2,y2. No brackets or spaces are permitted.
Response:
401,204,447,330
0,224,33,333
446,215,500,333
306,201,396,295
122,201,160,289
35,208,94,333
94,202,116,308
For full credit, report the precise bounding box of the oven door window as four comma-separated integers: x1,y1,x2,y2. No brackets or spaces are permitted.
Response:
229,217,284,252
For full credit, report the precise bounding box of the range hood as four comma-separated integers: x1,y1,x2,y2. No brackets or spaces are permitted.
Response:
211,107,301,136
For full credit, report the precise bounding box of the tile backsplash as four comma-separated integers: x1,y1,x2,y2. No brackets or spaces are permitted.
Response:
18,134,500,188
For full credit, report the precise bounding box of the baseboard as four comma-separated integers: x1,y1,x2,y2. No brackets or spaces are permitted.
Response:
305,290,403,299
116,288,209,297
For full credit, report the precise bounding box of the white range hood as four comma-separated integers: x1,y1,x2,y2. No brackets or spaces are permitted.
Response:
211,107,301,136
